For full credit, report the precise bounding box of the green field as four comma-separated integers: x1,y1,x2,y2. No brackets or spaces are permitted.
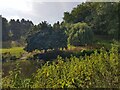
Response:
0,47,25,57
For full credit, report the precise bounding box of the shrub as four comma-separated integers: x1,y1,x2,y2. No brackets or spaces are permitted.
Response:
2,63,33,88
2,46,119,88
33,45,119,88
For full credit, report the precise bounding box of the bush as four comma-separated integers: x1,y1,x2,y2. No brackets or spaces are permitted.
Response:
2,63,33,88
32,46,119,88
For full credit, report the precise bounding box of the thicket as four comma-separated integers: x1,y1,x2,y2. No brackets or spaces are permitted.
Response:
2,45,120,88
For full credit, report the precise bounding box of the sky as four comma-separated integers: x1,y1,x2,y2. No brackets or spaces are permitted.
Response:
0,0,86,25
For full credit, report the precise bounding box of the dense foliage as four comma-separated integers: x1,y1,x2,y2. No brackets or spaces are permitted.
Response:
68,22,94,46
2,46,120,88
2,2,119,49
2,18,33,48
63,2,119,39
25,21,67,52
2,2,120,89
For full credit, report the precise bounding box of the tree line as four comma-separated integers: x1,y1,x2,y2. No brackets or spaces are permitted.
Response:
2,18,33,42
2,2,120,51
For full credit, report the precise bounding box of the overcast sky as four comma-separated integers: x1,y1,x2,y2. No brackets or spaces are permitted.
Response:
0,0,86,25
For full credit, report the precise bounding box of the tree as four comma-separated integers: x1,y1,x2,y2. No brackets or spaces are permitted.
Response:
63,2,119,39
20,19,33,38
63,2,93,24
25,21,52,52
52,21,67,50
2,17,10,41
63,12,75,23
90,2,119,37
9,19,33,41
68,22,94,46
9,19,21,40
25,21,67,52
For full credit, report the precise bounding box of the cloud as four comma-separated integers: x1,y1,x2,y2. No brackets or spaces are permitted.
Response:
31,2,80,24
0,1,80,25
0,0,34,21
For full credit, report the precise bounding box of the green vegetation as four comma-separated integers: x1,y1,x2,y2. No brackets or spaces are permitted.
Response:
25,21,67,52
2,59,45,78
2,18,33,48
2,46,120,88
68,22,94,46
1,2,120,89
1,47,25,57
63,2,119,40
